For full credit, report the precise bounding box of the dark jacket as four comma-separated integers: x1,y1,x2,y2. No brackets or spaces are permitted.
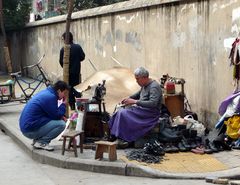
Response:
59,43,85,86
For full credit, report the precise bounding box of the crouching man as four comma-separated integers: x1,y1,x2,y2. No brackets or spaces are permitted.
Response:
19,80,70,151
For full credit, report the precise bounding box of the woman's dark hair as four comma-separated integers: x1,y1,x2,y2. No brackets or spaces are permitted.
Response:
53,80,70,92
62,32,73,44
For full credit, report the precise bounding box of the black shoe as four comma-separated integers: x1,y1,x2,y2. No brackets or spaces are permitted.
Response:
188,139,197,149
116,139,129,149
164,143,173,153
232,145,240,150
108,135,117,142
214,140,231,151
159,129,181,143
203,139,214,154
177,141,188,152
69,103,75,110
164,143,179,153
170,144,179,153
206,139,219,153
181,138,191,151
204,147,213,154
143,140,165,156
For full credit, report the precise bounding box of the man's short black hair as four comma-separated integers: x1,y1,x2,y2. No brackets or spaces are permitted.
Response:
62,32,73,44
53,80,70,91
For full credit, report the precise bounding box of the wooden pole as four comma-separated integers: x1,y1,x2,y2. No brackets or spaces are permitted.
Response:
63,0,74,116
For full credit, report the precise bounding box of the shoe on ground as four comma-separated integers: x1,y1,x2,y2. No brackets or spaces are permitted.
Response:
31,139,36,146
164,143,179,153
177,142,187,152
115,139,129,149
33,142,54,151
191,147,204,154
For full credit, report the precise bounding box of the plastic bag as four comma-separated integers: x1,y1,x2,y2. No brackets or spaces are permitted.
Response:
184,115,205,137
224,115,240,139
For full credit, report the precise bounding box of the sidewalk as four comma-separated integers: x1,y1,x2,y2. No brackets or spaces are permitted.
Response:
1,102,240,179
1,75,240,179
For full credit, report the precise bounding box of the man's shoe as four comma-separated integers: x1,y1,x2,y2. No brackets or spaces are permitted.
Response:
177,142,187,152
108,135,117,142
207,141,219,153
164,143,179,153
115,139,129,149
31,139,36,146
70,103,76,110
180,138,191,151
33,142,54,151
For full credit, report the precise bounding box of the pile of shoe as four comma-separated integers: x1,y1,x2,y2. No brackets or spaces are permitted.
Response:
143,140,165,156
190,138,233,154
126,140,165,163
126,149,164,163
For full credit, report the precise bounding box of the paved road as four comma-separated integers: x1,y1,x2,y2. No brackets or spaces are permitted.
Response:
0,130,211,185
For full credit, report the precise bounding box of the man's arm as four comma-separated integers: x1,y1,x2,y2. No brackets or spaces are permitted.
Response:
136,86,162,108
59,48,64,67
41,95,66,120
79,45,85,61
129,90,141,99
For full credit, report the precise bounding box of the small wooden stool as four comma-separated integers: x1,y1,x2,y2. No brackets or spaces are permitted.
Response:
62,130,84,157
94,141,117,161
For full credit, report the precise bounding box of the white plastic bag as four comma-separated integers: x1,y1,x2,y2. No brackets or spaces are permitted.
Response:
184,115,206,137
75,111,84,131
75,111,84,145
55,119,70,141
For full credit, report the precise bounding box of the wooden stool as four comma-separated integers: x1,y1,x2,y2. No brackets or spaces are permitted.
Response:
62,130,84,157
94,141,117,161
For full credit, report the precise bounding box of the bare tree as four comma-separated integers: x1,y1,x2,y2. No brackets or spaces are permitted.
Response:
0,0,12,74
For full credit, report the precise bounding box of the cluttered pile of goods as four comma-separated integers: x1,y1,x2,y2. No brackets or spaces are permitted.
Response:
128,75,235,164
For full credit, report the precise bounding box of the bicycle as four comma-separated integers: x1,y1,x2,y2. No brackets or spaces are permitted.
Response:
0,54,51,103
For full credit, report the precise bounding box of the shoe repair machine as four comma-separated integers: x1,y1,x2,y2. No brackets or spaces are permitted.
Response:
0,54,51,104
75,80,109,140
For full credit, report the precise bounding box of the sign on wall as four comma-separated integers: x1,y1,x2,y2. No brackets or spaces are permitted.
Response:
0,85,11,96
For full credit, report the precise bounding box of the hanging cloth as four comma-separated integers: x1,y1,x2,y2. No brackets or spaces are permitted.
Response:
229,38,240,91
224,115,240,139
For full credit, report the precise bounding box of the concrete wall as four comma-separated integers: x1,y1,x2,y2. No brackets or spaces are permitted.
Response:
4,0,240,127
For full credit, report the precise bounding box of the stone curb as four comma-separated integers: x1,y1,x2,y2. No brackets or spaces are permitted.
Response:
1,119,240,180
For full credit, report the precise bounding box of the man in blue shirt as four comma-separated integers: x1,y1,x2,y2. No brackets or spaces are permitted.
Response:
19,81,69,151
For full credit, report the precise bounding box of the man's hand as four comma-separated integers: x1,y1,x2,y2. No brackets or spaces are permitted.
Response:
62,96,67,104
62,115,67,122
121,98,137,105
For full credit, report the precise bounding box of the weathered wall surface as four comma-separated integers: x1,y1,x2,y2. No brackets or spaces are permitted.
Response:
3,0,240,127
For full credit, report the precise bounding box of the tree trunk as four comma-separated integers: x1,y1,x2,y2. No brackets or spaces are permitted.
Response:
0,0,13,74
63,0,74,117
0,0,15,99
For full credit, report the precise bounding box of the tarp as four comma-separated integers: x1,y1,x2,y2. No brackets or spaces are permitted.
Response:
75,67,139,113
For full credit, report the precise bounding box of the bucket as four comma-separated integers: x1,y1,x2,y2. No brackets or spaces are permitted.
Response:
164,81,175,94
